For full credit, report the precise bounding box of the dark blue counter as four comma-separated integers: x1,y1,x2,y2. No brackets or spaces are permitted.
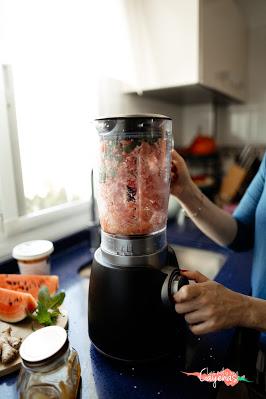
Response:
0,221,253,398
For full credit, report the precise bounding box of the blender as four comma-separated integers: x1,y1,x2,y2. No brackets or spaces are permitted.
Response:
88,114,188,362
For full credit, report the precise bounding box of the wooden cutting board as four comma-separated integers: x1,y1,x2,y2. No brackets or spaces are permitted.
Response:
0,309,68,377
219,163,247,202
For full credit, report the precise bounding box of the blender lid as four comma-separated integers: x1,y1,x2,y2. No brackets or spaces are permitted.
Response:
94,113,172,121
95,114,172,137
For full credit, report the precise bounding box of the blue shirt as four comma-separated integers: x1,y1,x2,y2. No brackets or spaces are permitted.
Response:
229,153,266,344
230,153,266,297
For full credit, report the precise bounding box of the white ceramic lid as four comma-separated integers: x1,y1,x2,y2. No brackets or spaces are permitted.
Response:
20,326,67,363
12,240,54,261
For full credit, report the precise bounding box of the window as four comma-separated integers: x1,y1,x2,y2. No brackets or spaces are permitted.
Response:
0,0,135,260
10,64,98,215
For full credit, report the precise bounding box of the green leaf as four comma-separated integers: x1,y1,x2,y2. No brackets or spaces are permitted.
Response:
49,292,65,310
28,285,65,327
38,285,52,308
35,301,53,325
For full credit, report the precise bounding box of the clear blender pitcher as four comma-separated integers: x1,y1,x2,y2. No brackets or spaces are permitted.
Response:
95,114,172,236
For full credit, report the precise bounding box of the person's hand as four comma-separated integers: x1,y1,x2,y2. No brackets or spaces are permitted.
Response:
171,150,193,198
174,270,245,334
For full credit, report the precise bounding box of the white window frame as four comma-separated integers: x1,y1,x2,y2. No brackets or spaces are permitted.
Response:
0,65,94,261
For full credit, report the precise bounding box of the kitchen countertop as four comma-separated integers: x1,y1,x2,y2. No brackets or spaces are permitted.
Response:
0,220,253,399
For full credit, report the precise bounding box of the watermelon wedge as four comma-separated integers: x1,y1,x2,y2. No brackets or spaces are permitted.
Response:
0,288,37,322
0,274,59,299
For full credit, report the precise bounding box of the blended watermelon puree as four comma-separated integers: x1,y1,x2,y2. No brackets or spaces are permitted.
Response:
98,135,171,236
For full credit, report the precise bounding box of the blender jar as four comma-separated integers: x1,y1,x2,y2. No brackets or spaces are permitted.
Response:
95,114,172,236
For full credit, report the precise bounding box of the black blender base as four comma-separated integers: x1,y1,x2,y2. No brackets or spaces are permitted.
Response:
88,245,187,363
91,342,175,364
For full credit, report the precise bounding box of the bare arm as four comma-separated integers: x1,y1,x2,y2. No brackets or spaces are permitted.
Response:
244,296,266,332
178,180,237,246
171,150,237,246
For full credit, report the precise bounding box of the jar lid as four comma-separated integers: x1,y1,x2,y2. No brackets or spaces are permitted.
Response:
12,240,54,261
20,326,67,364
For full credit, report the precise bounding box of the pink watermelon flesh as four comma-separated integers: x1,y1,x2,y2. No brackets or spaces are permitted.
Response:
0,288,37,323
0,274,59,299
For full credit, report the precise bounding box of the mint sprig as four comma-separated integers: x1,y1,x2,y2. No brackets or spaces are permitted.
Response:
29,285,65,326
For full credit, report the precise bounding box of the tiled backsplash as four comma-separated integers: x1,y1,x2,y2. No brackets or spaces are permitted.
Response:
218,103,266,146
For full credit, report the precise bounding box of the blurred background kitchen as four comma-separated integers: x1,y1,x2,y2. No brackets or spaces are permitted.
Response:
0,0,265,261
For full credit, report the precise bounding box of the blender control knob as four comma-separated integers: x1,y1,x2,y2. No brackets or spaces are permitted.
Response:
161,269,189,308
171,275,189,295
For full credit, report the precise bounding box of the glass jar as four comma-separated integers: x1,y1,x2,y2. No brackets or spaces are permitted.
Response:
17,326,81,399
95,114,172,236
